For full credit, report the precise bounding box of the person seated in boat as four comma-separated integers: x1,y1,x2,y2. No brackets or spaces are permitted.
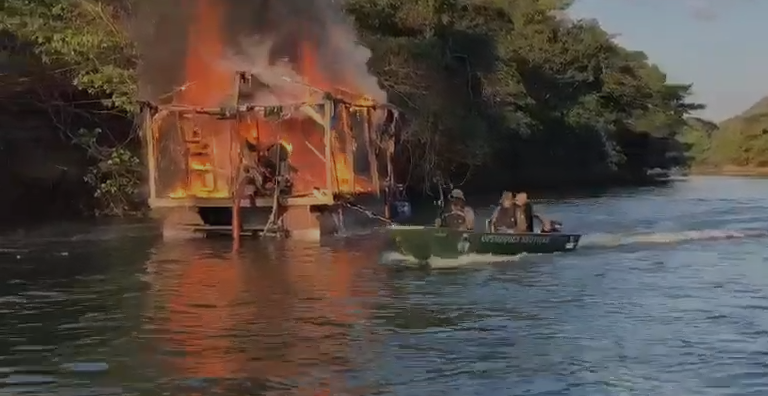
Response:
435,189,475,230
512,192,553,233
489,191,517,233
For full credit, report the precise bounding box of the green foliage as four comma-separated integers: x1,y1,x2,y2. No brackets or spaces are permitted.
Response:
2,0,705,209
1,0,142,214
682,97,768,169
1,0,137,110
72,128,143,215
347,0,702,187
676,117,716,164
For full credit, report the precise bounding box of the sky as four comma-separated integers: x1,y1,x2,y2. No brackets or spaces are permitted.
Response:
568,0,768,121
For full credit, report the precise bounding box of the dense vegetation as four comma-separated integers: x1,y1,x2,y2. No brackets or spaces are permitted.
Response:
0,0,703,218
680,97,768,170
347,0,702,190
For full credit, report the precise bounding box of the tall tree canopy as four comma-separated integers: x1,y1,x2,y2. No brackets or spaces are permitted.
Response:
345,0,702,188
0,0,704,211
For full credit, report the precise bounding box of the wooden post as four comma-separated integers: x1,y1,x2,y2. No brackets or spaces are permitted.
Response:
175,113,192,194
231,135,242,244
384,136,394,218
232,193,241,246
341,106,354,191
231,73,244,244
324,100,333,192
144,107,158,201
231,118,242,244
363,108,379,196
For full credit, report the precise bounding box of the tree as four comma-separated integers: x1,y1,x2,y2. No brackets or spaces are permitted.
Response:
1,0,142,215
1,0,704,215
346,0,702,189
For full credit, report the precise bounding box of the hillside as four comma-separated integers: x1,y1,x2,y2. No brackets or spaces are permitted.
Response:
682,96,768,169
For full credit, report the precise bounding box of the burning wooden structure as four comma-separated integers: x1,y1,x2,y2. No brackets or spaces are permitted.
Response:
142,72,398,239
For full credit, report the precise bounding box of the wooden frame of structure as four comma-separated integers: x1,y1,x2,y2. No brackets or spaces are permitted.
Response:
141,71,399,238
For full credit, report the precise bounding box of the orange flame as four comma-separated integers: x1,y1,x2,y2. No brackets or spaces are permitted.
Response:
181,0,231,107
279,140,293,153
165,0,376,199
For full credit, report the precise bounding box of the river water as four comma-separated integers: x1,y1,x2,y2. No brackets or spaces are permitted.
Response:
2,176,768,395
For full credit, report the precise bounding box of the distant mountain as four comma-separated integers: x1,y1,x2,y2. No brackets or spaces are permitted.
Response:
690,95,768,167
735,96,768,119
717,96,768,130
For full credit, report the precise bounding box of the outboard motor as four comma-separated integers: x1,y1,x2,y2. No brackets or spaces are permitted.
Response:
393,200,411,220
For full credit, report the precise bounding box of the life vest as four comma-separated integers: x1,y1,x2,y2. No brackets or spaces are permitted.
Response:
441,210,467,229
493,206,517,230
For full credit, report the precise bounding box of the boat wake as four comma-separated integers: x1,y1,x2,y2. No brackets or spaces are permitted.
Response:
379,251,524,269
580,228,768,248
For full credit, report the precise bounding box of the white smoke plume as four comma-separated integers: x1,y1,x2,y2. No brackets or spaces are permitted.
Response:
134,0,386,105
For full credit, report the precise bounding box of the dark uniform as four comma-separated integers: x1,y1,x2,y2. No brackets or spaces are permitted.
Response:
514,202,535,232
439,209,469,230
435,189,475,230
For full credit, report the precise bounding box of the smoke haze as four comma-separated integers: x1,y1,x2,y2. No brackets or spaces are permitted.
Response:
133,0,385,105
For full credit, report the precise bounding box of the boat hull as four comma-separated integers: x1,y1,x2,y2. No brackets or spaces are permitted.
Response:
388,226,581,261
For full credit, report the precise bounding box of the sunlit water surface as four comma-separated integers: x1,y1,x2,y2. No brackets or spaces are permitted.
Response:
1,176,768,395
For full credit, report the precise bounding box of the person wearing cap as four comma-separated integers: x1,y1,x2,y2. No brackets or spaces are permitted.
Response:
434,189,475,230
488,191,517,232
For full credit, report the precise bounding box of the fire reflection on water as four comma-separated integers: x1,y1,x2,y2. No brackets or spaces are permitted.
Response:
141,238,386,394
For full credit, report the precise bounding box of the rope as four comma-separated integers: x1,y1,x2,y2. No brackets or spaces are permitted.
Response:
341,201,393,224
263,181,281,234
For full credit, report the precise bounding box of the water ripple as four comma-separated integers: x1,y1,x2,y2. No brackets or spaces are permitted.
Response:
1,177,768,394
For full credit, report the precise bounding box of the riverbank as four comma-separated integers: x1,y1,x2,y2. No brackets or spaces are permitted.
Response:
690,165,768,177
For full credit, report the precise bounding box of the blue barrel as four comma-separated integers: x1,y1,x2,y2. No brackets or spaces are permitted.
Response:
391,200,412,220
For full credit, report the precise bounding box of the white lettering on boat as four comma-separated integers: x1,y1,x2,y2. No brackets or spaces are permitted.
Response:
480,234,551,244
